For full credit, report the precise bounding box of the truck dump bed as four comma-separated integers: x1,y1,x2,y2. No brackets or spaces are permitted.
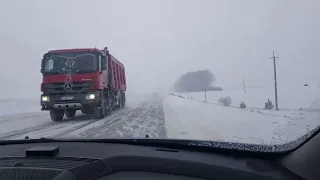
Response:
109,54,126,91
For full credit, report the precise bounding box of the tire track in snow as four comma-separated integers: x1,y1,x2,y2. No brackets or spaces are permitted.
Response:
0,112,47,124
4,102,148,139
83,98,166,139
0,113,99,140
49,105,141,138
5,110,126,140
0,97,165,140
79,102,149,137
47,120,100,138
0,122,55,140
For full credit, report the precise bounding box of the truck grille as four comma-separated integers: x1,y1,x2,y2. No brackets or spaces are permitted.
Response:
43,81,93,95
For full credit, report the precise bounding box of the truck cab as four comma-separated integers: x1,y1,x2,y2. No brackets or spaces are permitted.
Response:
40,47,126,121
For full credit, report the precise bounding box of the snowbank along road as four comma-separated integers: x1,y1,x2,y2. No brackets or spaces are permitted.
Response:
0,94,166,140
164,93,320,145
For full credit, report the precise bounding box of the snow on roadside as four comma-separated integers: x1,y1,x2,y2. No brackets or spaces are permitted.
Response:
163,94,320,145
0,98,41,116
0,98,50,136
0,112,51,136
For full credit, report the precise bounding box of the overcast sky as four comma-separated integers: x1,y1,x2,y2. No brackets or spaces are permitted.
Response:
0,0,319,98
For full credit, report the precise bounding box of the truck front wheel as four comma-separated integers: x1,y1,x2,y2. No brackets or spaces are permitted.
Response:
50,110,64,121
81,108,94,115
65,109,76,118
94,94,106,119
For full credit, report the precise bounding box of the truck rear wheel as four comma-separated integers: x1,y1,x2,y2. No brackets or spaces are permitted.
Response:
50,110,64,121
122,91,126,108
115,93,123,109
65,109,76,118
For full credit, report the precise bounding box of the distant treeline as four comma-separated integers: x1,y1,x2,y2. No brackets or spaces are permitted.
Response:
174,70,222,93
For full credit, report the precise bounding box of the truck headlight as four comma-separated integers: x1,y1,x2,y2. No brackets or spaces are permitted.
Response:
85,94,95,100
41,96,50,102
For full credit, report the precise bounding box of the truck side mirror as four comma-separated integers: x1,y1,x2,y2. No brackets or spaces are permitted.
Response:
41,59,44,67
40,59,45,73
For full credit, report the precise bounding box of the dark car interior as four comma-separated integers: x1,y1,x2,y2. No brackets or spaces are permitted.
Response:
0,131,318,180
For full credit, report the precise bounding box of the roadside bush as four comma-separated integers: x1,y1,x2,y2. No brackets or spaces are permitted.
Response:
174,70,222,92
177,95,185,99
218,96,232,107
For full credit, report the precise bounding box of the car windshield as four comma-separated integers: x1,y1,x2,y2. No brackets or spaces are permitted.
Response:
0,0,319,153
43,53,98,74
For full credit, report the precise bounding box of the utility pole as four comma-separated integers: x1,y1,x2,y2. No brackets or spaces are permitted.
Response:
204,89,207,102
270,51,279,111
242,78,246,94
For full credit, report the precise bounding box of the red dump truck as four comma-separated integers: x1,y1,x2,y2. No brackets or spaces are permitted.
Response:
40,47,126,121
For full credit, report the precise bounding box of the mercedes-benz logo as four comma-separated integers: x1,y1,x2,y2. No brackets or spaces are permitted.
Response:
64,83,72,90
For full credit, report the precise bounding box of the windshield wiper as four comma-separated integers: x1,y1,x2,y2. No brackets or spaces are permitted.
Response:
44,71,65,75
0,137,59,145
0,137,183,146
74,69,94,73
0,138,277,154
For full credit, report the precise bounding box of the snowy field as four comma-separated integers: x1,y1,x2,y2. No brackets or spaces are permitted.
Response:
163,95,320,145
0,98,41,116
164,85,320,145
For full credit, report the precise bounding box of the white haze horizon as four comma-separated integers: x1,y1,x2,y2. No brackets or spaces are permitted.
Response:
0,0,319,99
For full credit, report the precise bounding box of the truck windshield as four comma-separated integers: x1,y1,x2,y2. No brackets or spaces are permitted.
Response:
42,52,98,74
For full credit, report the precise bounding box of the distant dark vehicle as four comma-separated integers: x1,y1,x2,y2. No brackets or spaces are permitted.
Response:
304,84,308,86
264,99,274,110
240,101,246,109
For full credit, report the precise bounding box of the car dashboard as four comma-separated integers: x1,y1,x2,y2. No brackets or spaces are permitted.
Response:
0,139,307,180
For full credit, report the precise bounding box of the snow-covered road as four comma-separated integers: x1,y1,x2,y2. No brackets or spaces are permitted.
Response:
0,92,319,148
0,94,166,140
